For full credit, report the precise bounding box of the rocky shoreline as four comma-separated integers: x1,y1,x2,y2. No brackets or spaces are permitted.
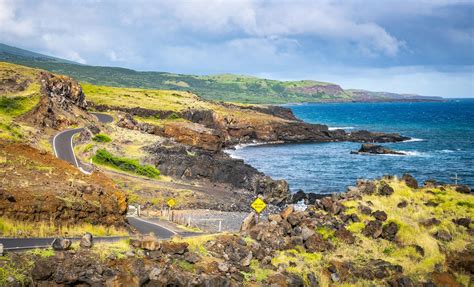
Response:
4,175,471,286
99,101,411,206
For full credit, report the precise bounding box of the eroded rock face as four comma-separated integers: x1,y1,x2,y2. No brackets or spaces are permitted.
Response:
20,72,96,129
145,141,289,204
164,122,224,151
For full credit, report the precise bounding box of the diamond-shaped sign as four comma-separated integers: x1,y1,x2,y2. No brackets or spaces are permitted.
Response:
167,198,176,208
251,198,267,214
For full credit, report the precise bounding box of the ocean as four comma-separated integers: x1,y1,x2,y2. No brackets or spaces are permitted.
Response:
227,99,474,194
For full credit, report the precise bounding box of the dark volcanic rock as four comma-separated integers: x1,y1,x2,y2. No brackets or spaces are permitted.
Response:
397,200,408,208
455,185,471,194
305,234,332,252
402,173,418,189
52,238,71,251
452,217,471,228
145,141,289,204
382,222,399,241
351,143,405,155
378,183,394,196
372,210,388,221
434,230,452,241
362,220,383,239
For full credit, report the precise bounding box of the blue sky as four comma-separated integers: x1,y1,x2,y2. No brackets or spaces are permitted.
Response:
1,0,473,97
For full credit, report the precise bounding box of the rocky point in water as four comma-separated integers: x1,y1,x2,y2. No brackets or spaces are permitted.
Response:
351,143,405,155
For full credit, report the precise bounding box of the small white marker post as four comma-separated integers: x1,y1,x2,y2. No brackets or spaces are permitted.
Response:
451,173,461,185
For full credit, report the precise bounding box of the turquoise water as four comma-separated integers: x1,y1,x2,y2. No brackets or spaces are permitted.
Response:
228,99,474,193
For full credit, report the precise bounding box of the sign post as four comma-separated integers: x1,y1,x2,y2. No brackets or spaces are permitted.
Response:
167,198,176,220
251,197,267,223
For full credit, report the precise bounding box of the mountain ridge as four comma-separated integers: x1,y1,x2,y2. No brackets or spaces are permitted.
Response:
0,43,443,104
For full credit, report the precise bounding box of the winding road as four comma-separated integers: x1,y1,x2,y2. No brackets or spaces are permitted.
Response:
50,112,197,240
0,112,197,251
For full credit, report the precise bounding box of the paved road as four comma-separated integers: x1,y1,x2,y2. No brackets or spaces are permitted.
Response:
0,236,127,251
52,113,113,173
127,217,177,239
48,112,196,243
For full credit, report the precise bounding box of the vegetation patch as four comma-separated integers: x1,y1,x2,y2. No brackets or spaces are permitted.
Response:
92,149,160,178
92,133,112,142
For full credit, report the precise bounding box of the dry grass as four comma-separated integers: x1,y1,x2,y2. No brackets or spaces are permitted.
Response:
0,217,128,238
326,178,473,283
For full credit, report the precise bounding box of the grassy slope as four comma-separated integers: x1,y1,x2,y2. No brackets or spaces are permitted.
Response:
10,61,347,104
82,83,288,125
0,62,42,140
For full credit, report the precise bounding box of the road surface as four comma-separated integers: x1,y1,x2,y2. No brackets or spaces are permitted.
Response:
48,112,197,243
0,236,126,251
52,113,113,173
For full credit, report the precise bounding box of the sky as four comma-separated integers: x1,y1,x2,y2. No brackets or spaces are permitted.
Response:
1,0,473,98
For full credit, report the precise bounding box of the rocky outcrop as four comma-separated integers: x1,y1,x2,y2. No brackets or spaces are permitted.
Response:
144,141,289,204
351,143,405,155
163,122,224,151
20,72,96,129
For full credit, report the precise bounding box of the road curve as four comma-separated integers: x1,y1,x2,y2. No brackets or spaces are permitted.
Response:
50,112,194,240
52,113,114,172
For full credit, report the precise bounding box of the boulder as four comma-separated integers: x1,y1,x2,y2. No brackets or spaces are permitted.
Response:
334,228,355,244
378,184,394,196
287,211,304,226
452,217,471,228
52,238,71,251
280,206,294,220
356,180,376,195
434,230,452,242
362,220,383,239
382,222,398,241
240,212,257,232
301,226,316,241
372,210,388,221
397,200,408,208
161,241,188,255
305,234,332,252
455,185,471,194
131,235,161,251
80,232,93,249
402,174,418,189
268,214,283,223
351,144,405,155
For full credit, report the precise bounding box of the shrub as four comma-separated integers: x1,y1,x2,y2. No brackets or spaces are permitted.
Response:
93,149,160,178
92,134,112,142
167,112,181,120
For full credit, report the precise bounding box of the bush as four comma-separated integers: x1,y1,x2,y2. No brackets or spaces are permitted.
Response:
167,112,181,120
92,134,112,142
93,149,160,178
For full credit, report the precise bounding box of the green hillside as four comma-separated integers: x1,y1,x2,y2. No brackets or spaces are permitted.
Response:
0,43,440,104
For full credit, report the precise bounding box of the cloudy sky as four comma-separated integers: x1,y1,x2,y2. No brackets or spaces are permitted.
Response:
1,0,473,97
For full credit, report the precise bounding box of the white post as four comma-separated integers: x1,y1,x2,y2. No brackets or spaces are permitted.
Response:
218,220,222,232
188,216,191,226
137,205,141,217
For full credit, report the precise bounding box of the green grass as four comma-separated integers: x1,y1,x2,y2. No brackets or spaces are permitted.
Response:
92,133,112,142
92,149,160,178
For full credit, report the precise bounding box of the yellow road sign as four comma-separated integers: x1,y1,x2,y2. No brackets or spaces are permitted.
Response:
251,198,267,214
167,198,176,208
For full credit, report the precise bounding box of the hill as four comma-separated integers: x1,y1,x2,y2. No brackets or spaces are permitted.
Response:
0,43,442,104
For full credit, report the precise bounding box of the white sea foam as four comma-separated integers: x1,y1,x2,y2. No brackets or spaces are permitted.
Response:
328,126,355,131
402,138,425,142
380,150,426,157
